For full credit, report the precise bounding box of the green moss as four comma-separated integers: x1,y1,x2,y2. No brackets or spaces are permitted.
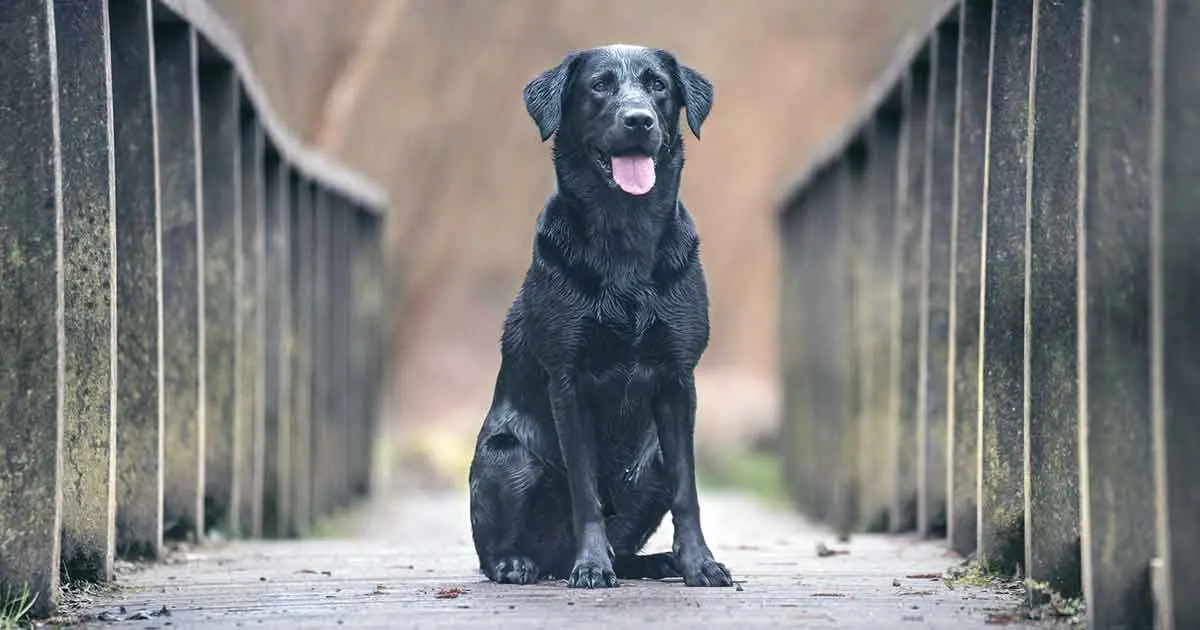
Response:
942,560,1002,590
1024,578,1086,623
696,449,789,508
940,561,1086,626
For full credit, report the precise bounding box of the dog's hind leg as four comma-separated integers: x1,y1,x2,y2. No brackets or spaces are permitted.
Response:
613,552,680,580
469,431,543,585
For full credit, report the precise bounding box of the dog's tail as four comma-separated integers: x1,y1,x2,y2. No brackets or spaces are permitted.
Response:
613,552,681,580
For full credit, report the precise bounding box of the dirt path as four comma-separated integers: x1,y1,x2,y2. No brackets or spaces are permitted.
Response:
70,491,1031,629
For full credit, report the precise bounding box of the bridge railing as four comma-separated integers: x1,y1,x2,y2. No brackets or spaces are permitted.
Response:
778,1,1197,628
0,0,389,616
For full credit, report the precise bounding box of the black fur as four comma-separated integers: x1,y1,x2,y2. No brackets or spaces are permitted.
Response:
468,45,731,590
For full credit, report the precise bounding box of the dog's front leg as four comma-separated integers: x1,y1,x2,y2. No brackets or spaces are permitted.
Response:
549,377,618,588
656,375,733,587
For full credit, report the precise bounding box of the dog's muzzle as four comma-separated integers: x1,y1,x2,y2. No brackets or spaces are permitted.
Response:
603,107,662,195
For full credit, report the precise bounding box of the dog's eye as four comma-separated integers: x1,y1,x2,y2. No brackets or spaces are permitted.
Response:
651,78,667,92
591,79,610,93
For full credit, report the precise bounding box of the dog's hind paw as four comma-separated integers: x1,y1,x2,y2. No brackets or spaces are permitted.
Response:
682,559,733,587
566,560,618,589
491,556,540,585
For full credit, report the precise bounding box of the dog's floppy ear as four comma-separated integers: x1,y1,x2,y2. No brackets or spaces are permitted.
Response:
655,50,713,139
523,51,581,142
676,63,713,139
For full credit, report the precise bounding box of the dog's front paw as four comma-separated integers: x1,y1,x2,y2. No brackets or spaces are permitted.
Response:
680,556,733,587
567,559,618,589
492,556,540,585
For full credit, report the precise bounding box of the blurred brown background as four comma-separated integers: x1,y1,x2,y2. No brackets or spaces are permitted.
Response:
209,0,942,493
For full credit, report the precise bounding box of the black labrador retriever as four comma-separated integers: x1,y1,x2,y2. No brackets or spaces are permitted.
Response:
468,44,731,590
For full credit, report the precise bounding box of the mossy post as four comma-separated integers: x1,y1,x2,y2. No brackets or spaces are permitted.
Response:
976,0,1031,575
288,177,315,536
1023,0,1083,600
832,148,863,538
261,154,292,537
310,190,334,522
1078,2,1157,626
200,60,241,537
111,0,164,561
328,198,353,509
155,21,205,544
916,18,957,540
946,0,991,558
893,51,931,534
354,210,386,498
54,0,119,583
349,208,373,499
857,104,903,534
236,115,266,538
0,0,64,617
803,164,843,524
1156,3,1200,627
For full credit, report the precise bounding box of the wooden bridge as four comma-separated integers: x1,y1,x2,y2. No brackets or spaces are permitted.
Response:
1,1,1196,629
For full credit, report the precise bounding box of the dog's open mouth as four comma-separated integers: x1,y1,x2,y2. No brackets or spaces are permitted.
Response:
597,151,656,196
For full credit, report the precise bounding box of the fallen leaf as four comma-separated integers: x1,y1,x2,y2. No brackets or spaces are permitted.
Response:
811,592,847,598
906,573,942,580
816,543,850,558
435,587,468,599
985,612,1018,625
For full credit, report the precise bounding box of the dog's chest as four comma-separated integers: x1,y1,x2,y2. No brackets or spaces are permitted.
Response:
593,280,658,341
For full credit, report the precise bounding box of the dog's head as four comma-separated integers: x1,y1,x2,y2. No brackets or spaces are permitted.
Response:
522,44,713,196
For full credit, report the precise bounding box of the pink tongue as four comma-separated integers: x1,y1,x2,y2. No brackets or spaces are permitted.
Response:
611,155,655,195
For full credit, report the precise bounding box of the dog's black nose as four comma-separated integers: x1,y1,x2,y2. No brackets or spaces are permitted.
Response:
622,110,655,131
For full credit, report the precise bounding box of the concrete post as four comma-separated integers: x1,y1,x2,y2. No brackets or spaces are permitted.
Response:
1155,4,1200,628
0,0,64,617
289,177,314,535
236,114,265,539
155,22,205,544
946,0,992,558
1078,1,1158,626
200,62,241,538
111,0,164,562
54,0,118,583
1023,0,1084,599
917,18,958,539
893,53,931,534
977,0,1032,575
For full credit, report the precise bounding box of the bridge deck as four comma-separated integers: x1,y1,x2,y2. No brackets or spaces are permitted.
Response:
66,492,1034,629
